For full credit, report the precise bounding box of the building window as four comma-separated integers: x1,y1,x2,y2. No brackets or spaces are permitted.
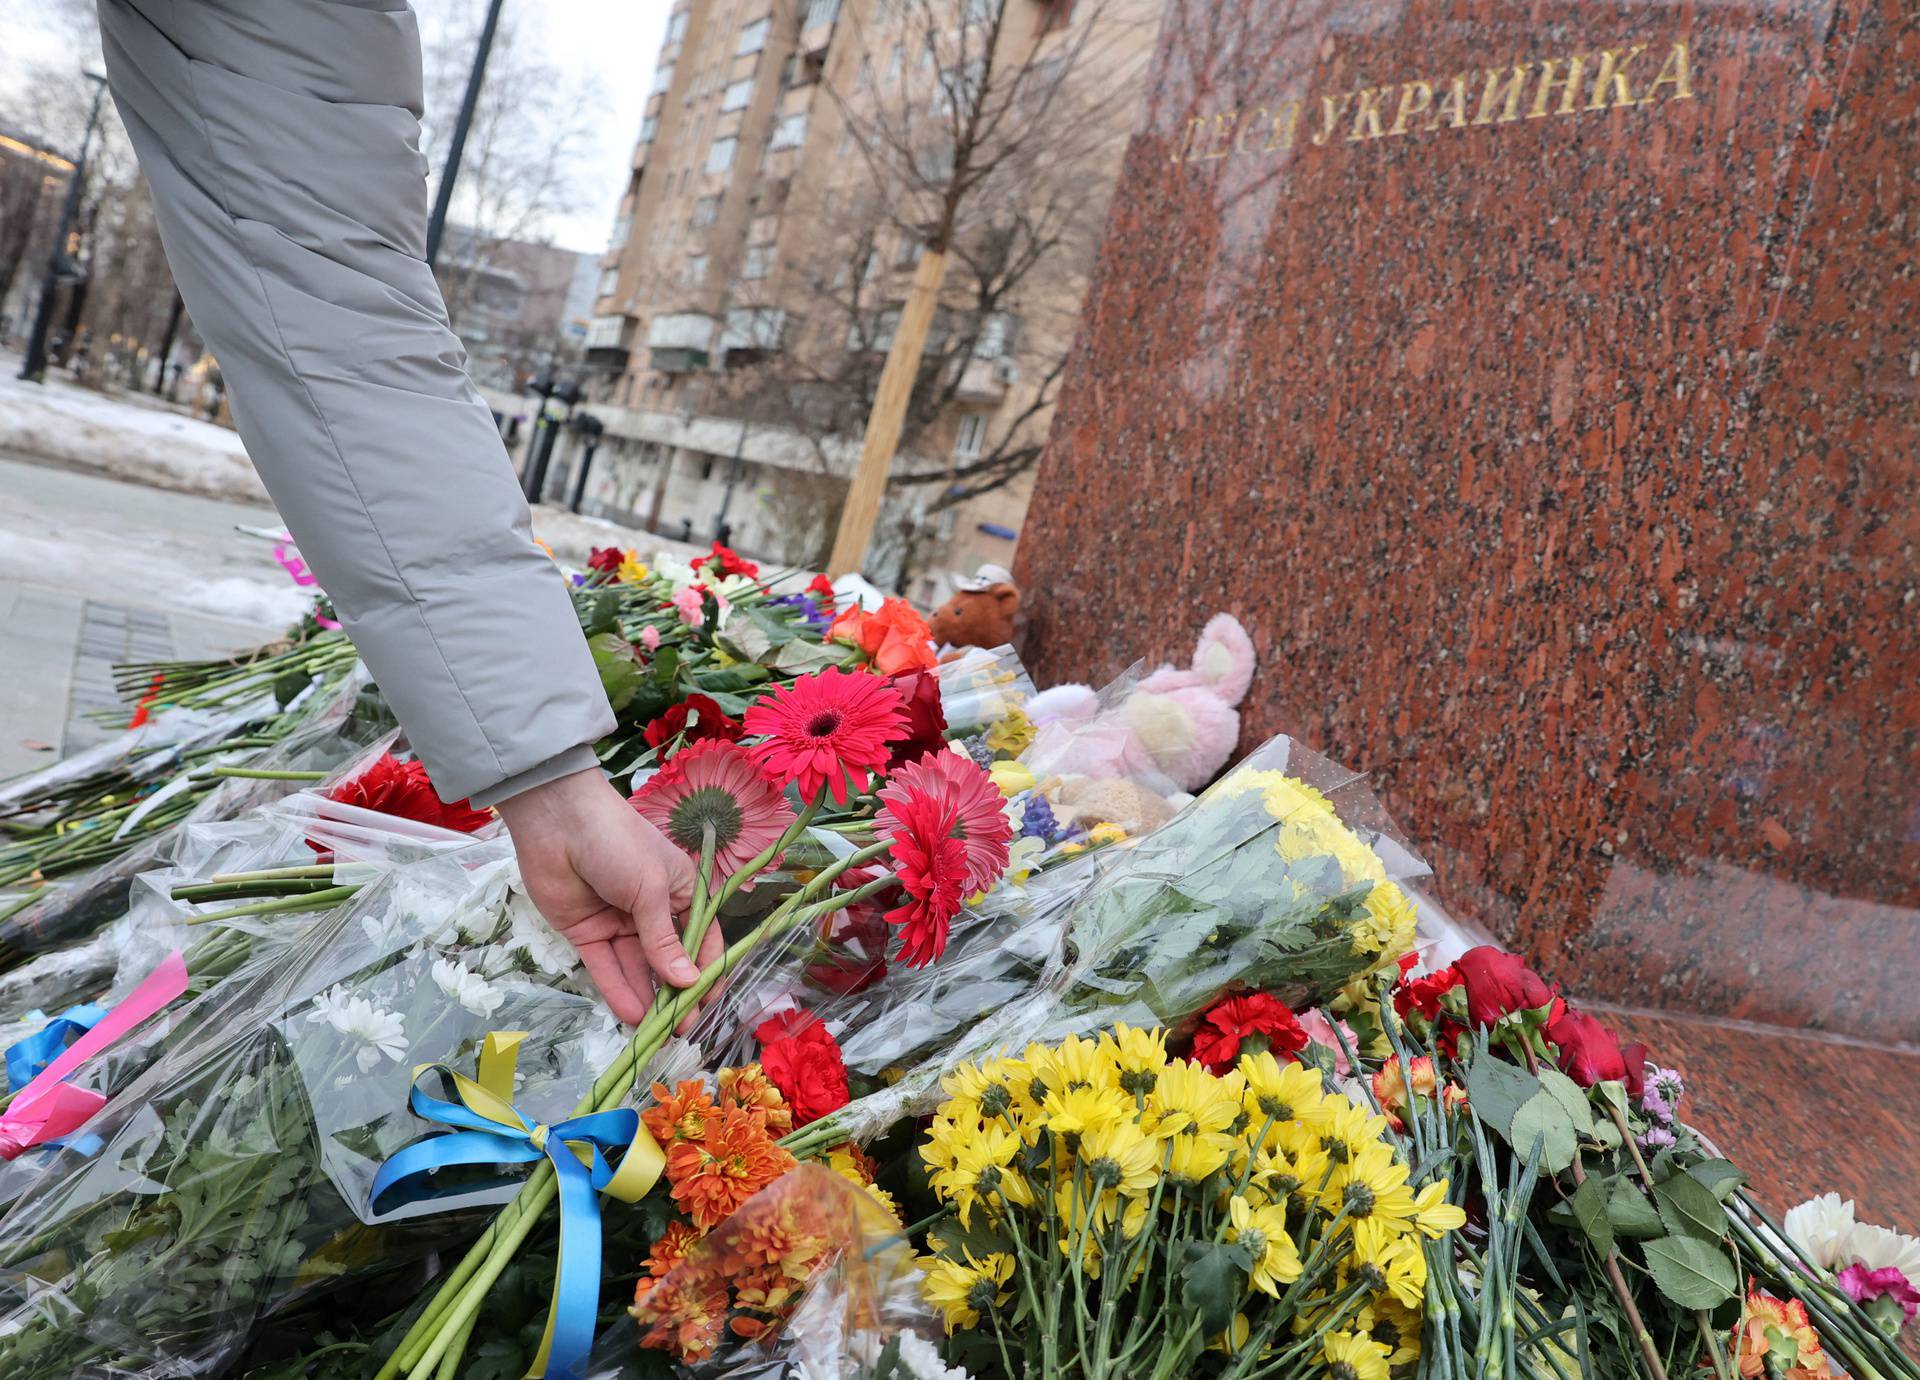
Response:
953,413,987,460
735,16,770,55
705,136,737,173
965,0,997,22
597,267,619,297
933,60,984,116
608,214,631,248
639,114,659,144
665,9,688,43
803,0,839,26
650,62,675,96
722,77,754,112
684,254,709,286
691,194,721,227
973,311,1016,358
769,111,808,150
886,43,904,81
892,232,919,269
742,243,776,279
854,56,872,89
750,214,779,244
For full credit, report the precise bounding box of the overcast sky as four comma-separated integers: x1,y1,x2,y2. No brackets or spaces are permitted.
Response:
0,0,666,253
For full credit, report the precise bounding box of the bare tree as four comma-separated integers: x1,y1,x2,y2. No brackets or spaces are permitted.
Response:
419,1,601,332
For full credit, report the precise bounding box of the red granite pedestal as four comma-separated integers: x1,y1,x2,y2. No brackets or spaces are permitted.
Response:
1017,0,1919,1224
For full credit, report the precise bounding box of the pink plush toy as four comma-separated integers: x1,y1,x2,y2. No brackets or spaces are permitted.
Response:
1026,614,1257,793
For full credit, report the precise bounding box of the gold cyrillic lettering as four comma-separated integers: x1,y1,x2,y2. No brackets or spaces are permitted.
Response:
1585,45,1647,109
1528,54,1588,118
1235,109,1267,154
1474,64,1533,125
1348,86,1390,140
1311,91,1353,145
1389,80,1434,135
1264,100,1301,151
1199,110,1237,160
1642,40,1695,103
1171,115,1208,163
1430,74,1473,129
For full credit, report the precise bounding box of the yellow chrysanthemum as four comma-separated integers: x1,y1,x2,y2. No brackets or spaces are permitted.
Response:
1042,1084,1132,1150
920,1112,969,1177
1357,1299,1423,1366
1240,1137,1332,1209
1164,1130,1233,1188
1357,1233,1427,1310
1026,1033,1113,1102
1102,1023,1169,1099
1226,1195,1303,1296
1332,1142,1418,1245
1239,1051,1330,1128
920,1249,1013,1333
1410,1180,1468,1238
1210,1312,1252,1355
1073,1118,1161,1207
1319,1329,1391,1380
933,1122,1033,1228
1354,879,1418,957
1147,1059,1240,1140
1318,1098,1393,1174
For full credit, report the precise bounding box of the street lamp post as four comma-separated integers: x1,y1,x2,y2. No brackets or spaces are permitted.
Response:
521,376,580,504
424,0,506,266
565,412,606,512
18,71,110,384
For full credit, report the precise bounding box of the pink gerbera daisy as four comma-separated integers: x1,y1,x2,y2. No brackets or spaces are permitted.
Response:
742,667,906,806
876,750,1011,894
630,740,795,879
879,788,969,967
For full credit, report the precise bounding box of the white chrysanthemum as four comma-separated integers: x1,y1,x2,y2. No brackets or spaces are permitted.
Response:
576,1014,631,1073
307,984,407,1072
506,891,578,976
896,1331,972,1380
431,957,504,1018
1846,1221,1920,1281
1783,1193,1857,1271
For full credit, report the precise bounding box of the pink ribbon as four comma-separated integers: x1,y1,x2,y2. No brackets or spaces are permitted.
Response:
0,950,189,1160
274,540,342,630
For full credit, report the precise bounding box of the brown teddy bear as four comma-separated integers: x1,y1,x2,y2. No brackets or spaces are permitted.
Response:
928,564,1021,654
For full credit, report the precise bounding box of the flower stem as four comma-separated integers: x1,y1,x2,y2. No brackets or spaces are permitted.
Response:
182,885,361,925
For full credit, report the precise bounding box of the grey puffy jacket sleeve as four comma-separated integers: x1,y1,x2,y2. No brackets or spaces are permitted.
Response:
97,0,614,806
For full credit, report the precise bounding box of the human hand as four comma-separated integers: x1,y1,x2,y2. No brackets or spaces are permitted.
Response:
495,766,715,1027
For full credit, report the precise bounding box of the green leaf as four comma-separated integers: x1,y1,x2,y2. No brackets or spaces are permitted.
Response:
1509,1091,1579,1173
1642,1234,1738,1309
587,632,644,712
1685,1159,1747,1202
1567,1174,1615,1256
1463,1055,1542,1140
1180,1240,1251,1336
1654,1172,1729,1243
1535,1065,1596,1134
773,638,856,674
715,620,772,664
1606,1179,1666,1239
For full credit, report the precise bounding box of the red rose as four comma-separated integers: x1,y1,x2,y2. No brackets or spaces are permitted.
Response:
1189,992,1308,1074
328,753,492,833
806,573,836,602
1545,1005,1633,1088
586,546,625,573
706,541,759,579
1453,946,1556,1028
1621,1042,1649,1100
643,694,744,751
806,901,890,995
754,1009,850,1125
884,668,948,768
1393,967,1463,1023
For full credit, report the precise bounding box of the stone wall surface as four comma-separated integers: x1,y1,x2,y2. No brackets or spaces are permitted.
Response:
1017,0,1918,1214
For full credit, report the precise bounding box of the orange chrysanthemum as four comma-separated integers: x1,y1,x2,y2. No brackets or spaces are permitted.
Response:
644,1221,704,1280
665,1104,797,1230
725,1200,832,1295
718,1063,794,1135
632,1269,729,1361
644,1079,721,1145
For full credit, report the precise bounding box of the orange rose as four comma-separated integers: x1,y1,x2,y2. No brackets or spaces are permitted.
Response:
828,598,936,675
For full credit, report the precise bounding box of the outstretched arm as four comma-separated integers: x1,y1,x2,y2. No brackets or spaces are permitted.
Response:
98,0,697,1018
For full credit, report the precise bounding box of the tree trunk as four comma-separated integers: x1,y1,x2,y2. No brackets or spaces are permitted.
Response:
828,246,949,575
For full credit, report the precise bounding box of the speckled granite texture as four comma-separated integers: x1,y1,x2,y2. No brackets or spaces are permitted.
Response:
1019,1,1918,1053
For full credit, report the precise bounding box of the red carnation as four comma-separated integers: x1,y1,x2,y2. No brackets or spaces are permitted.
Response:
327,754,492,834
706,541,759,580
643,694,744,751
586,546,625,573
1453,946,1556,1028
806,573,836,602
884,668,948,768
1190,992,1309,1074
1393,966,1463,1023
754,1008,849,1126
1545,1005,1633,1088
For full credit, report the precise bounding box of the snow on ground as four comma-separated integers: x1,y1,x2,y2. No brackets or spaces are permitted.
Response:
0,360,269,504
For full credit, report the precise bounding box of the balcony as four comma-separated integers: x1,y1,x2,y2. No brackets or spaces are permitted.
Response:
585,314,634,370
647,311,716,373
954,354,1015,403
720,307,787,365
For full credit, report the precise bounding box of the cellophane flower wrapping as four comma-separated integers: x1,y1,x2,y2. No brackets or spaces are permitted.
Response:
608,1163,936,1380
820,735,1434,1143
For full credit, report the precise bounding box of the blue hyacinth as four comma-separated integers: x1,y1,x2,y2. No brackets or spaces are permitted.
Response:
963,735,997,770
1020,793,1059,844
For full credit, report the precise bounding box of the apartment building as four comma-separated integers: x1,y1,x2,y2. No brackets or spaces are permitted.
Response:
563,0,1153,598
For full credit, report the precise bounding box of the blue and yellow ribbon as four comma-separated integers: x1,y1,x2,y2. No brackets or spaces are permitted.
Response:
4,1004,106,1093
368,1032,665,1380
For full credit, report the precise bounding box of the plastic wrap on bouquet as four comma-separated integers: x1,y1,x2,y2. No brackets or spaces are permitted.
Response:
0,671,378,969
610,1164,933,1379
823,735,1433,1142
934,645,1035,734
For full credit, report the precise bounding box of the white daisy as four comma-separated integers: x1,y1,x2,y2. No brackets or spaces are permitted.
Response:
1783,1193,1857,1270
431,957,504,1018
896,1330,973,1380
308,984,408,1072
576,1014,632,1073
